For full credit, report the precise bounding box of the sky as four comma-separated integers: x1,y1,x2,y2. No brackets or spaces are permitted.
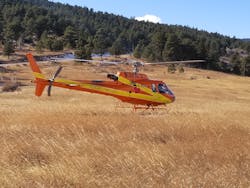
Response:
51,0,250,39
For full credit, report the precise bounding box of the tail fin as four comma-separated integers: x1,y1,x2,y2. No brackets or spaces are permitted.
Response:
34,82,46,96
26,53,46,96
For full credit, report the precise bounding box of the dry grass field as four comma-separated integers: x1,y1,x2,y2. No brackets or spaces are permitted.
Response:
0,61,250,187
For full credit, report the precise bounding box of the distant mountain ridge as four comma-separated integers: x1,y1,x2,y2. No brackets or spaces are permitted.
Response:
242,39,250,42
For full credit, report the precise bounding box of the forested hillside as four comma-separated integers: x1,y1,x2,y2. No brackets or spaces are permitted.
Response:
0,0,250,75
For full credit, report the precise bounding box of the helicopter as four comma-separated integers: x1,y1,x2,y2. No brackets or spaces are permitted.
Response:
26,53,204,110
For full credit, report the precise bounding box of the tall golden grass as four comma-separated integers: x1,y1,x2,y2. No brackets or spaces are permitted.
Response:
0,63,250,187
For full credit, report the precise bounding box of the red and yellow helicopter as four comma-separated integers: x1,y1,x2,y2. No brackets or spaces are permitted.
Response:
26,53,203,110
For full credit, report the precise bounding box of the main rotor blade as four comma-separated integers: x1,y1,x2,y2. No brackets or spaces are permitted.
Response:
51,58,100,63
144,60,206,65
51,58,121,65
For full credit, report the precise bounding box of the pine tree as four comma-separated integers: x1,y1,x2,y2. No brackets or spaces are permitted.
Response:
0,12,3,45
149,31,166,61
110,35,128,56
162,34,181,61
93,28,110,58
230,53,241,74
242,55,250,76
63,26,77,49
133,41,145,58
3,40,15,59
75,44,92,59
51,39,64,51
142,45,154,61
77,30,88,48
196,37,207,59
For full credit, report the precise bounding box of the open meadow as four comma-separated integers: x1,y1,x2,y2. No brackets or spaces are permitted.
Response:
0,61,250,187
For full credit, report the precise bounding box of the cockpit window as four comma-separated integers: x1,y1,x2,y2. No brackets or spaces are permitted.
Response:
158,83,173,95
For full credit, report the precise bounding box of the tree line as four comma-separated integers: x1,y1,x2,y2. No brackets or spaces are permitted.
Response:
0,0,250,75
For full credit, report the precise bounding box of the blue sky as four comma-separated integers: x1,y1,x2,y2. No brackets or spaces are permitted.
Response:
51,0,250,39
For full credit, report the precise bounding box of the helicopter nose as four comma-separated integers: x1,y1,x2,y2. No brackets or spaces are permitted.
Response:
168,94,175,103
169,94,175,102
164,94,175,103
171,95,175,102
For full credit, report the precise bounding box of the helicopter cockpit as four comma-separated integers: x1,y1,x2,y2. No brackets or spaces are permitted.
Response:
158,83,174,95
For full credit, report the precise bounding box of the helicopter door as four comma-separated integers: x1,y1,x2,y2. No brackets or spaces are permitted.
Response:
151,84,157,92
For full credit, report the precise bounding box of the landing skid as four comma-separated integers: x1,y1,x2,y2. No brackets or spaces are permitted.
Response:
133,105,167,112
115,102,167,112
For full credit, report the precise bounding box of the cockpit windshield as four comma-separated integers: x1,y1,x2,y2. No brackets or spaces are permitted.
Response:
158,83,173,95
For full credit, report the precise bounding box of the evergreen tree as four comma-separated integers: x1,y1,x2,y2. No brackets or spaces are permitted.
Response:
63,26,77,48
180,39,198,60
142,44,154,61
77,30,88,48
35,40,44,53
3,40,15,58
110,35,128,56
3,17,24,41
196,37,208,59
148,31,166,61
207,40,221,69
242,56,250,76
230,53,241,74
133,41,145,58
0,12,3,45
51,38,64,51
38,31,48,49
93,28,110,58
162,34,181,61
34,15,48,39
208,40,220,61
75,45,92,60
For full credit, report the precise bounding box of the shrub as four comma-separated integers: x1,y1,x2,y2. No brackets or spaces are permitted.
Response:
178,64,185,73
168,64,176,73
2,82,20,92
51,39,64,51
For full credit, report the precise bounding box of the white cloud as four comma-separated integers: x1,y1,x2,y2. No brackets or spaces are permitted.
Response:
135,14,162,24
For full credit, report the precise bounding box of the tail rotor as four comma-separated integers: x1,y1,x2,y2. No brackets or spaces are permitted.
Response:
48,66,62,96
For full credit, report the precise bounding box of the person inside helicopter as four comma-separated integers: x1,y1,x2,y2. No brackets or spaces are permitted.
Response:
158,83,173,95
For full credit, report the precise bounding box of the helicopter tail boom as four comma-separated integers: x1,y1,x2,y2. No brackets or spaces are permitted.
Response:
26,53,43,74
